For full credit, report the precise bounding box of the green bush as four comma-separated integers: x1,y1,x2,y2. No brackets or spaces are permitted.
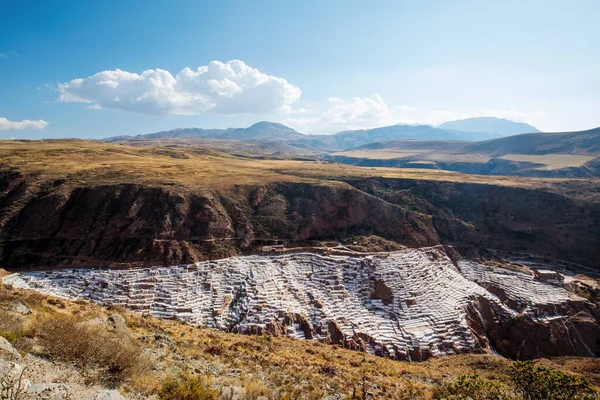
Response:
434,373,509,399
510,361,598,400
158,373,217,400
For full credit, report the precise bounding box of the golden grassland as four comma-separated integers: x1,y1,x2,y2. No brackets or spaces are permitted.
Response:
498,153,596,169
330,148,430,160
1,140,597,195
332,147,598,169
1,274,599,399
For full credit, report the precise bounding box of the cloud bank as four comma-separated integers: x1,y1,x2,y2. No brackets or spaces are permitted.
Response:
285,94,545,133
285,94,417,133
58,60,301,116
0,117,49,131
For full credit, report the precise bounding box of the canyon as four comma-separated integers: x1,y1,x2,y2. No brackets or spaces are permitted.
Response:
1,140,599,366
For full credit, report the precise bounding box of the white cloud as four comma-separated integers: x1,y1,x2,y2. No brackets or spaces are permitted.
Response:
0,117,49,131
0,53,6,59
283,93,547,133
57,60,301,116
285,94,416,133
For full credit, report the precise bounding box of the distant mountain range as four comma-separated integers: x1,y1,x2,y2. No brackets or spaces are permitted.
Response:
438,117,540,136
105,117,542,151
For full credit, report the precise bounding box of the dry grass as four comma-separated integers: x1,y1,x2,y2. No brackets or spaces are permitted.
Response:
331,148,429,159
1,140,596,196
0,283,598,398
36,313,151,385
499,153,596,169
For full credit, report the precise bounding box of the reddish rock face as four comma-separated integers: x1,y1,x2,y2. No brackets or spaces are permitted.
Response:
0,173,439,270
1,171,600,272
466,297,600,359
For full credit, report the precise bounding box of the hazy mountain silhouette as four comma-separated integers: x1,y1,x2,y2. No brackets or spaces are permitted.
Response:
438,116,540,136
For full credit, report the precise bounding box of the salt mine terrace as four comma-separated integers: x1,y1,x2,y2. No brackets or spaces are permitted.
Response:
4,246,596,362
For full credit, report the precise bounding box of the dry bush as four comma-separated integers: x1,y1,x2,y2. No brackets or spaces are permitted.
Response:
0,311,35,354
157,373,217,400
433,373,511,399
241,378,269,400
204,343,225,356
319,365,338,376
36,314,151,385
0,365,28,400
0,312,25,337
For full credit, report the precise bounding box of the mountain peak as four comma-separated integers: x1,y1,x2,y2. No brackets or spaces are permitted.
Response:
248,121,295,130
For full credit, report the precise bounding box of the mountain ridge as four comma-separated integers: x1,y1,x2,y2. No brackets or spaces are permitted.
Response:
438,116,541,136
104,118,543,150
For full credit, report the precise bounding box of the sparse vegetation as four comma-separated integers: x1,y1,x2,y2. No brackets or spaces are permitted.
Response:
434,374,510,399
158,373,217,400
433,362,600,400
510,361,599,400
1,366,28,400
36,313,150,385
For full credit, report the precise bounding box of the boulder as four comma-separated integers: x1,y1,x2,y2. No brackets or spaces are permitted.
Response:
107,314,129,333
94,390,125,400
0,336,21,360
27,383,71,399
0,361,30,393
8,301,31,315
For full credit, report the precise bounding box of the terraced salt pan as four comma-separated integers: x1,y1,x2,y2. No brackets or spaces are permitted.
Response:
3,248,573,360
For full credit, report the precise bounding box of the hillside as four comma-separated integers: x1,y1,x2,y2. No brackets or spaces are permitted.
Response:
1,140,600,399
328,128,600,177
438,117,541,136
1,282,598,399
464,127,600,155
1,140,600,269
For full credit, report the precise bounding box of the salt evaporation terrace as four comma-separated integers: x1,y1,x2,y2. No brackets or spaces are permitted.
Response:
3,247,573,360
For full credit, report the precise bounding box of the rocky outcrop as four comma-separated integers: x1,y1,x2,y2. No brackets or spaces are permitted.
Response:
347,178,600,268
0,337,21,361
466,297,600,360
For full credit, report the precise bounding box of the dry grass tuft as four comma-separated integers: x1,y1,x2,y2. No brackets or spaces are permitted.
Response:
157,373,217,400
36,314,151,385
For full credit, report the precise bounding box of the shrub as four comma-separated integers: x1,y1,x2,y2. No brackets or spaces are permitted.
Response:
319,365,338,376
204,344,224,355
242,378,269,400
433,373,509,399
0,365,28,400
157,373,217,400
36,314,150,385
510,361,598,400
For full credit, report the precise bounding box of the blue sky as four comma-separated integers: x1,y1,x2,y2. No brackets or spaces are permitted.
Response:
1,0,599,139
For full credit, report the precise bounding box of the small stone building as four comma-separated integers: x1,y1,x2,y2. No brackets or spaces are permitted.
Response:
533,268,563,283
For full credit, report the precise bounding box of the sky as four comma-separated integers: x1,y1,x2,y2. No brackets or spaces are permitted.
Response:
0,0,599,139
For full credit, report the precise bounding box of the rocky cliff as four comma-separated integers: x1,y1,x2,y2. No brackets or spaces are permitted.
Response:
1,169,600,270
0,170,438,269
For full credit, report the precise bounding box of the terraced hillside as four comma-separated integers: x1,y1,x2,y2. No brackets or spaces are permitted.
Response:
5,247,599,361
